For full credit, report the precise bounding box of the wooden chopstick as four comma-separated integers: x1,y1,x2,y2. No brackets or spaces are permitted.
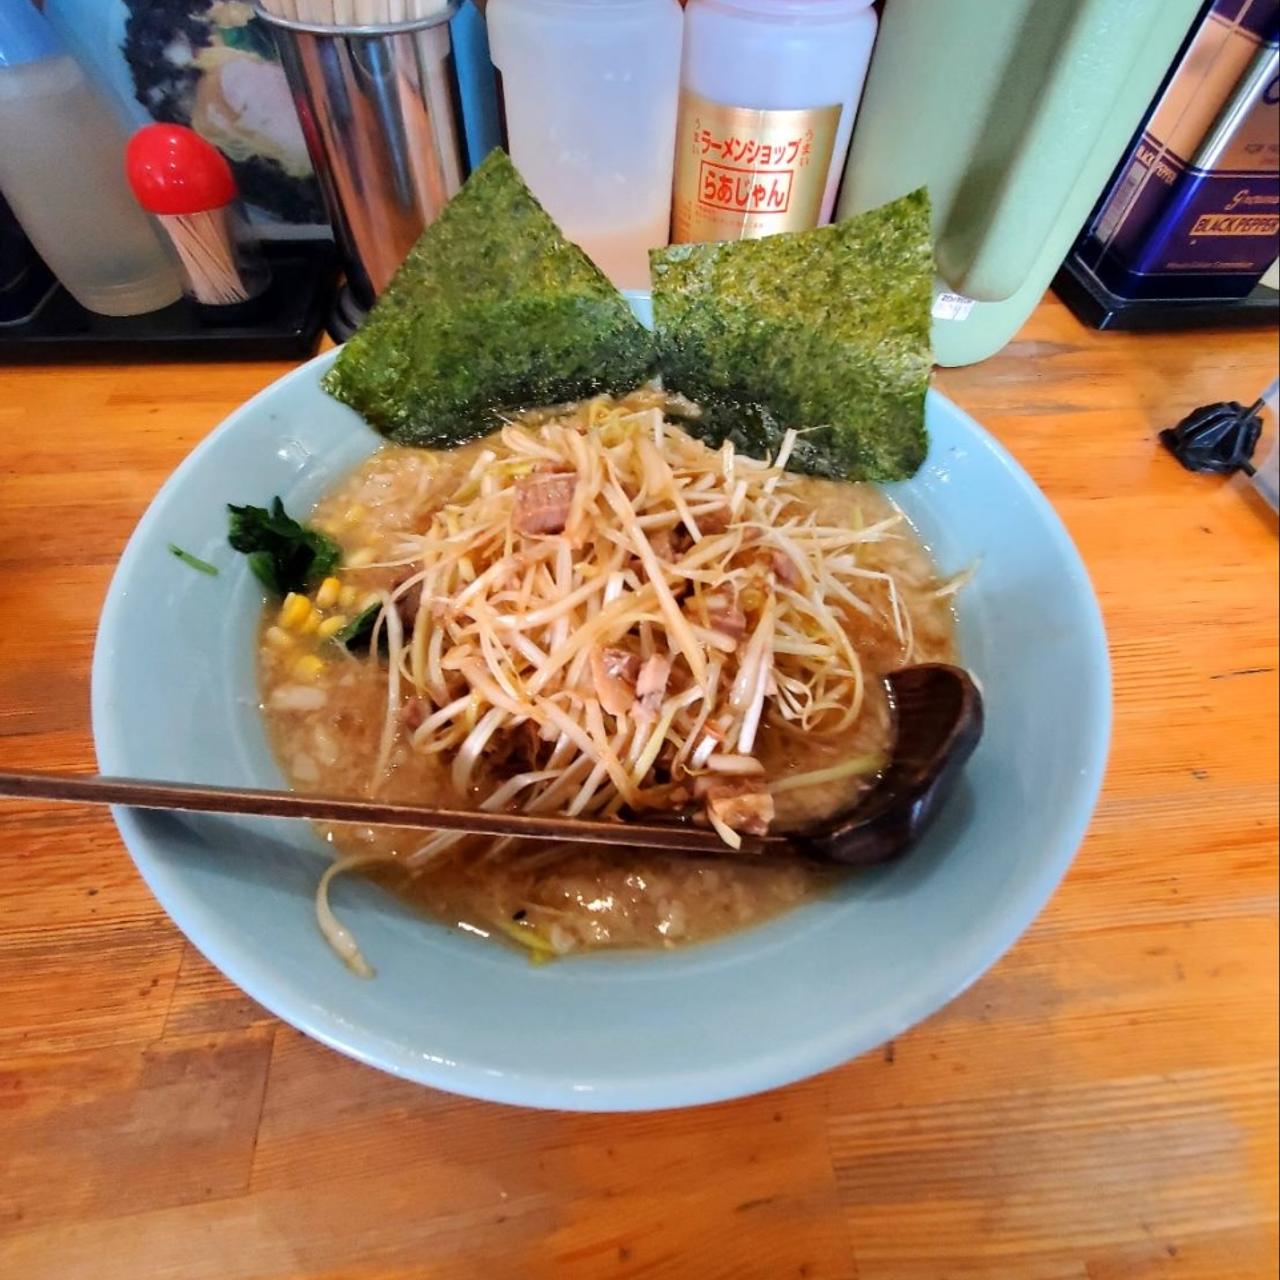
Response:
0,770,749,855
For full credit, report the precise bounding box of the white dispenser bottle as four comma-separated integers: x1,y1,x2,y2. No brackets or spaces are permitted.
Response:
487,0,683,289
673,0,877,244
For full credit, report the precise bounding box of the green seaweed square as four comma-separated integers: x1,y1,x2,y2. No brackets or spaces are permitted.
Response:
323,150,656,446
650,190,933,482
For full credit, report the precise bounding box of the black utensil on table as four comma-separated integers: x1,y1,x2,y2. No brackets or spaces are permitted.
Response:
1160,398,1265,477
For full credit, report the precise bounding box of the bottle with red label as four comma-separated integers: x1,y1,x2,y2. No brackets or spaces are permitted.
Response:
672,0,877,245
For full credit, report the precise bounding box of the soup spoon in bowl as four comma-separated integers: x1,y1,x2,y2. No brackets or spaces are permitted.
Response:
0,665,982,868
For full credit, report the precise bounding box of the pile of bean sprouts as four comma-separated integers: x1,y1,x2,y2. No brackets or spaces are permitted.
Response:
316,392,936,974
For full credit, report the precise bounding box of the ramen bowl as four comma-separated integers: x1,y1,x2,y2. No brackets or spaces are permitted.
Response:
92,298,1110,1111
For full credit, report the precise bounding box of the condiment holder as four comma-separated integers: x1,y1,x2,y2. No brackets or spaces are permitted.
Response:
254,0,465,333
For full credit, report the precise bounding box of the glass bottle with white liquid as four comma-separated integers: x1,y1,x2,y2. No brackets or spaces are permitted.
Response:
486,0,683,290
0,4,181,317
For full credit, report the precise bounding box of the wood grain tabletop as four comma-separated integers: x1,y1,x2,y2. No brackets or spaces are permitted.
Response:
0,296,1276,1280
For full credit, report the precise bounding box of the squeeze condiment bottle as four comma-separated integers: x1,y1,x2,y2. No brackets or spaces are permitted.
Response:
0,2,181,317
672,0,877,245
486,0,683,290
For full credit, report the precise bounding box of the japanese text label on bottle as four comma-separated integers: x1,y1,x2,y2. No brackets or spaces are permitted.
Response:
671,89,842,243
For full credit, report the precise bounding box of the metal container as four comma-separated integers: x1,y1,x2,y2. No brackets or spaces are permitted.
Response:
256,4,465,314
1075,1,1280,304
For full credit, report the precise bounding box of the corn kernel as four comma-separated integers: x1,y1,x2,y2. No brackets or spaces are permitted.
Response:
317,614,349,641
346,547,376,568
741,586,763,612
342,504,366,526
293,655,326,681
463,694,481,730
299,610,321,636
264,626,293,651
338,585,359,609
279,592,311,630
315,576,342,610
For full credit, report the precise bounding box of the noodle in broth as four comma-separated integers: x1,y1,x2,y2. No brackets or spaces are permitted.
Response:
258,392,959,967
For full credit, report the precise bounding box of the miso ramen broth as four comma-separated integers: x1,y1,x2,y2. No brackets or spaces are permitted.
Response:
258,394,958,961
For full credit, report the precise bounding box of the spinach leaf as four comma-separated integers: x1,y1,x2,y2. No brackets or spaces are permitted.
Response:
335,603,381,652
227,498,341,597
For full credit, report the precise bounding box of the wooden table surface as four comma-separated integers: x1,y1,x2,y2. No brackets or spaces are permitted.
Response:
0,297,1276,1280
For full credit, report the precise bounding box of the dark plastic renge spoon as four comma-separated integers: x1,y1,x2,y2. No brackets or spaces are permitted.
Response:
0,664,982,866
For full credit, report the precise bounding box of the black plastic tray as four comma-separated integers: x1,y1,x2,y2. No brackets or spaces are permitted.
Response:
1054,257,1280,333
0,241,339,362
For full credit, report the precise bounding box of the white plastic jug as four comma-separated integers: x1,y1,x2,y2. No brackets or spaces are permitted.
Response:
487,0,683,289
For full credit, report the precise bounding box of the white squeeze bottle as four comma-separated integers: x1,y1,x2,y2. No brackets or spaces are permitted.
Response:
673,0,877,244
486,0,683,289
0,2,181,317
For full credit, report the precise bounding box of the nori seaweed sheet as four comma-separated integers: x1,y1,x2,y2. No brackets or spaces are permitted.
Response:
323,151,656,446
650,190,934,482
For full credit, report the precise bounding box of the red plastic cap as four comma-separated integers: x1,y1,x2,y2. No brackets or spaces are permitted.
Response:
125,124,238,215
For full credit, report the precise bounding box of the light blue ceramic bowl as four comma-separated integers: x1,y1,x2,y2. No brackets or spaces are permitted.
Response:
93,298,1110,1111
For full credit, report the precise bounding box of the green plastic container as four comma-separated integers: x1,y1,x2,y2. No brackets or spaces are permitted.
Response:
837,0,1203,366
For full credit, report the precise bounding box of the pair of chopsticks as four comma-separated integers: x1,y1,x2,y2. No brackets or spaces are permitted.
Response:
0,770,743,856
256,0,450,24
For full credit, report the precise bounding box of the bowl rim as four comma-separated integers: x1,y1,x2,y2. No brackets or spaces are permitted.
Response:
92,346,1112,1110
